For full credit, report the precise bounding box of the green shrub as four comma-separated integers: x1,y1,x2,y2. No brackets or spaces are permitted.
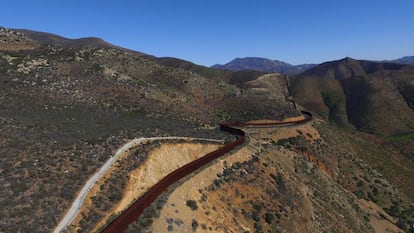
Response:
186,199,198,210
265,213,274,224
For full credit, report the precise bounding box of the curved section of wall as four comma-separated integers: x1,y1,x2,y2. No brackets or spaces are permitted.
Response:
100,111,312,233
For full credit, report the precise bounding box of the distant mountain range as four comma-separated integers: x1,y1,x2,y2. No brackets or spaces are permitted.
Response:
212,56,414,75
388,56,414,65
15,28,414,75
212,57,316,75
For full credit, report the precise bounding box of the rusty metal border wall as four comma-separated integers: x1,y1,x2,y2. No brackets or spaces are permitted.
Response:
100,111,312,233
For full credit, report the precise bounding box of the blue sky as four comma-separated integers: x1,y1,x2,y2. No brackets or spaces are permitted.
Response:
2,0,413,66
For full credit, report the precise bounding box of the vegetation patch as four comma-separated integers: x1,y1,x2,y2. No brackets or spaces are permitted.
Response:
186,199,198,211
389,132,414,141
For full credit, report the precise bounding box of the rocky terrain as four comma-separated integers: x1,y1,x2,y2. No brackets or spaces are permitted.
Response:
0,27,296,232
122,119,414,233
1,26,414,233
0,27,38,51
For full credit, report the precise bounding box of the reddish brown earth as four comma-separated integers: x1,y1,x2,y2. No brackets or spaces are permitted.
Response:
101,112,312,233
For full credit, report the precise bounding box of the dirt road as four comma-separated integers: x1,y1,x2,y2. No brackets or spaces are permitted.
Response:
53,137,223,233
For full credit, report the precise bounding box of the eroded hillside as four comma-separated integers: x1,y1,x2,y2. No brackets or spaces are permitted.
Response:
127,120,414,233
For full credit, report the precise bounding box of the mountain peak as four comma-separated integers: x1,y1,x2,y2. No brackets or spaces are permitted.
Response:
340,57,357,62
301,57,412,80
300,57,365,79
212,57,316,74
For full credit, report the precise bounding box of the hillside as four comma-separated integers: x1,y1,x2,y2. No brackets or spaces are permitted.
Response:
141,56,229,81
390,56,414,65
133,120,414,233
16,29,227,80
0,27,39,51
0,27,297,232
291,57,414,136
1,27,414,233
15,29,145,56
212,57,316,74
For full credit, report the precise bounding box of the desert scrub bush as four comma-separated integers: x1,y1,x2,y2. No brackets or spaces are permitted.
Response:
252,211,261,222
186,199,198,210
213,109,231,122
265,212,274,224
192,219,199,231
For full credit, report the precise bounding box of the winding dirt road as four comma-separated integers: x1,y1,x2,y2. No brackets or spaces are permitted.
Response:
53,137,223,233
100,111,312,233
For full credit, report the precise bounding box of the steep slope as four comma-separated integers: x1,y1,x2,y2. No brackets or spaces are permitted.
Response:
141,56,229,80
300,57,367,79
292,57,414,135
291,75,349,127
228,69,268,85
127,120,414,233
